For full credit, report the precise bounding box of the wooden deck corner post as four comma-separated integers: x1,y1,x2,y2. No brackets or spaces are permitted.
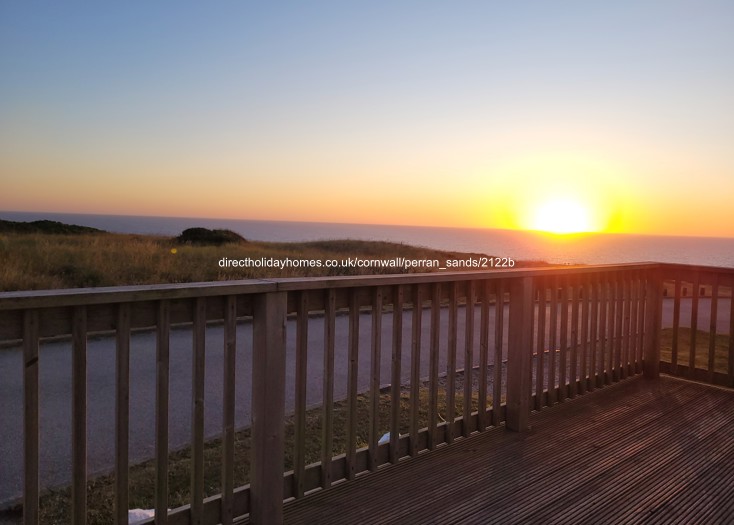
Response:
644,270,663,379
251,291,287,525
506,277,534,432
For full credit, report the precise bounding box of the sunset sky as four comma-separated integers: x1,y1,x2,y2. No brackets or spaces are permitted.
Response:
1,2,733,237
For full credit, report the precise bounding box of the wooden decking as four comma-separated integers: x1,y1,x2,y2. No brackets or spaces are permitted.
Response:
254,376,734,525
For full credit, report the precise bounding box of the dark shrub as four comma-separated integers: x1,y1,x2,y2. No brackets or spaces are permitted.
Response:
176,228,246,246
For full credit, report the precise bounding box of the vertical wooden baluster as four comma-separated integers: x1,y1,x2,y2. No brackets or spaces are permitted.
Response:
478,281,489,430
643,272,663,379
620,276,627,370
294,292,308,495
728,290,734,385
708,275,719,383
156,300,171,525
614,275,624,382
390,285,403,464
528,280,536,401
672,278,681,375
605,274,615,384
559,278,569,400
605,275,614,382
23,309,39,525
221,296,236,524
410,284,424,453
72,306,88,525
596,274,607,388
629,274,639,374
579,279,590,394
115,303,130,525
617,272,629,380
535,278,547,408
322,289,336,488
690,272,700,376
621,274,631,379
428,283,441,448
609,272,621,382
608,274,617,381
446,283,458,442
493,280,505,423
369,287,382,471
619,274,627,378
638,273,646,372
462,281,475,437
597,275,608,386
588,275,598,391
547,278,558,404
346,289,359,480
570,280,579,397
191,298,206,524
640,274,648,375
628,274,635,376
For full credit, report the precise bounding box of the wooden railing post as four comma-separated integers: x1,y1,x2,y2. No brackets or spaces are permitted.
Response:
506,277,534,432
644,270,663,379
23,309,40,525
251,291,287,525
71,306,88,525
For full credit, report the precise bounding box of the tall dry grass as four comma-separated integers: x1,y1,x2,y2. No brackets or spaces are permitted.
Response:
0,232,529,291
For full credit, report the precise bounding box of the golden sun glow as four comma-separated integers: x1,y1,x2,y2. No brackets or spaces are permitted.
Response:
531,198,595,234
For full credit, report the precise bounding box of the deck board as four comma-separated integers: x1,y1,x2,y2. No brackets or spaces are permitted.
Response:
242,376,734,525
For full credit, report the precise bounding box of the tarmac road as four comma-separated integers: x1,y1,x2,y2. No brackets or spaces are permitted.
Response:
0,297,730,506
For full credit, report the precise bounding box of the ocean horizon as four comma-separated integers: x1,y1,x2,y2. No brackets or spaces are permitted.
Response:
2,210,734,268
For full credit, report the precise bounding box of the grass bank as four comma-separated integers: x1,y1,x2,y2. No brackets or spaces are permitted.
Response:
0,230,545,291
660,327,732,373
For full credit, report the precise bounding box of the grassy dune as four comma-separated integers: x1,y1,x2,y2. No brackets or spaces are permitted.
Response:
0,231,543,292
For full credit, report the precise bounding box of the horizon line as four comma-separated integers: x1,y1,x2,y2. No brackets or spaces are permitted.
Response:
1,209,733,242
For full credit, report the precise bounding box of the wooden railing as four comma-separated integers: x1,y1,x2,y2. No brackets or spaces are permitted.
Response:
658,264,734,387
0,263,731,524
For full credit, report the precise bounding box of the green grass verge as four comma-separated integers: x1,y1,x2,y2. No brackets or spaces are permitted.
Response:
660,327,732,374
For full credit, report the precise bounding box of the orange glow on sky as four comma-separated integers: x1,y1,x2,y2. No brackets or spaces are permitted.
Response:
1,3,733,239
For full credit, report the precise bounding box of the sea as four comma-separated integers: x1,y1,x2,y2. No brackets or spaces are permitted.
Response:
2,211,734,268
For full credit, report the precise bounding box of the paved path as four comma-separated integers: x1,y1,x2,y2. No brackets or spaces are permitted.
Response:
0,297,730,506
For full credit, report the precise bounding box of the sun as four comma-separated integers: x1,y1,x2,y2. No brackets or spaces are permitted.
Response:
531,197,595,234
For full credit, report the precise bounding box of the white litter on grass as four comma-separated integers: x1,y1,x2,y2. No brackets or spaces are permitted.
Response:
378,432,391,445
128,508,155,523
